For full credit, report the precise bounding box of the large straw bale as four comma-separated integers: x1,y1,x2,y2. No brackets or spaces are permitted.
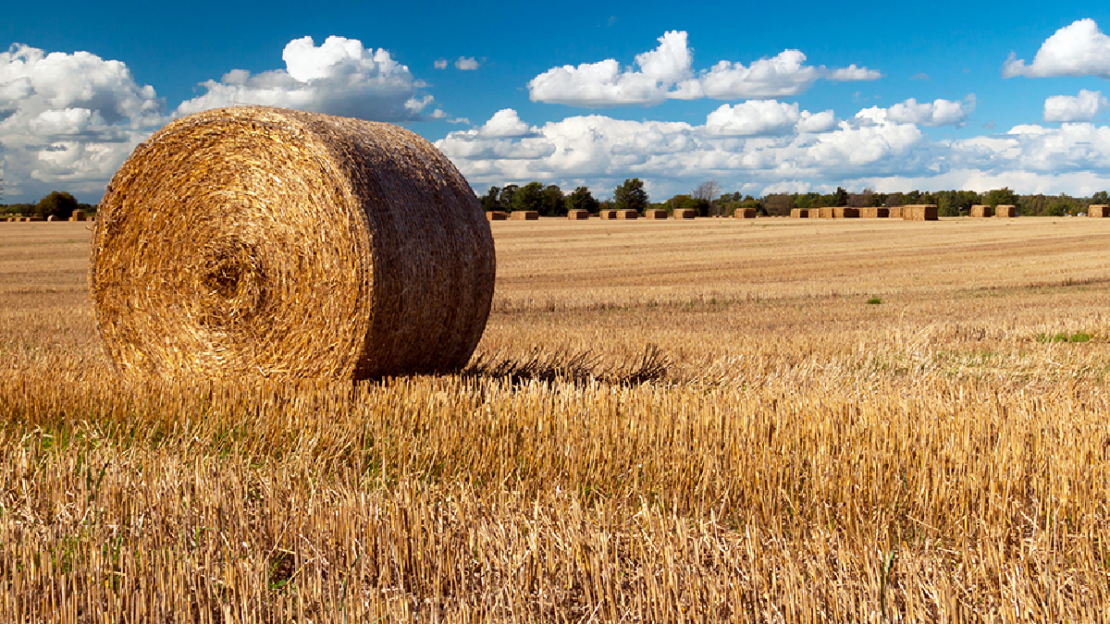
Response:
1090,205,1110,217
790,208,807,218
970,205,993,218
616,209,639,220
672,208,696,219
995,205,1017,218
599,210,618,220
510,211,539,220
858,207,889,218
832,207,859,218
734,208,757,219
818,207,834,219
567,210,591,220
486,211,508,221
70,210,87,222
644,209,668,219
90,106,496,380
902,204,938,221
887,206,903,219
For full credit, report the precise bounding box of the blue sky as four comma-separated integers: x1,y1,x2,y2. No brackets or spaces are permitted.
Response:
3,0,1110,202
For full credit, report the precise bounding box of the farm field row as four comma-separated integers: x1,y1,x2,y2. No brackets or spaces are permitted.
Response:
3,218,1110,621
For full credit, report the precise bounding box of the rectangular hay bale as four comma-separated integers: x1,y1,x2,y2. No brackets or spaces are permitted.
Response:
734,208,757,219
887,206,903,219
832,207,859,218
818,207,834,219
616,209,639,220
858,207,889,218
510,211,539,221
567,210,591,220
486,211,508,221
970,205,993,218
994,205,1017,218
790,208,807,218
672,208,696,219
599,210,618,220
902,204,938,221
644,209,668,219
1088,205,1109,217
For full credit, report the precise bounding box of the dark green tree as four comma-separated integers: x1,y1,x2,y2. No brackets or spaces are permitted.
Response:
511,182,545,213
565,186,599,213
984,187,1019,208
499,184,519,208
764,194,795,216
480,186,503,212
1091,190,1109,204
829,186,849,207
35,191,78,220
665,194,710,216
613,178,649,213
541,184,565,216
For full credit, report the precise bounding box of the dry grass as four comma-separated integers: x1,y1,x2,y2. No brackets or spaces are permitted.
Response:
4,218,1110,621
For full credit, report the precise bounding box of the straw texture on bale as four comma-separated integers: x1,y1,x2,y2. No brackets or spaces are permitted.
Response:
818,207,834,219
858,207,889,218
887,206,904,219
673,208,696,219
970,205,993,218
616,209,639,220
510,211,539,221
902,204,938,221
832,207,859,218
599,210,618,220
567,210,591,220
90,106,496,381
69,210,88,222
790,208,807,218
995,205,1017,218
1090,205,1110,218
486,211,508,221
734,208,757,219
644,209,668,219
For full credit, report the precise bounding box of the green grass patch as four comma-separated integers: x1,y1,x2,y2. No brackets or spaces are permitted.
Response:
1036,331,1093,344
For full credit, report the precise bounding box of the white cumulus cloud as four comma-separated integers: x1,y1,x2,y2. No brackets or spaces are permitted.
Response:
175,35,427,121
0,43,164,198
704,100,801,136
434,59,448,69
478,108,533,137
528,31,880,107
1003,18,1110,79
1044,89,1109,122
857,96,975,128
455,57,480,70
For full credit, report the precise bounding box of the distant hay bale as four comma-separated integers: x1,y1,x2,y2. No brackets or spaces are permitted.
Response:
599,210,618,220
902,204,938,221
818,207,834,219
673,208,696,219
1090,205,1110,217
27,216,44,222
486,211,508,221
510,211,539,220
90,106,496,380
790,208,807,218
643,209,668,219
734,208,757,219
567,210,591,220
832,207,859,218
887,206,904,219
970,205,993,218
70,210,88,222
995,205,1017,218
616,209,639,220
858,207,889,218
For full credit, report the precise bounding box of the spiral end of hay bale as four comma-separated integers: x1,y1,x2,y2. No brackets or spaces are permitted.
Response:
90,106,495,380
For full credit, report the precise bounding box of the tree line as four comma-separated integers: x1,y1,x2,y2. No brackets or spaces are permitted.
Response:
1,191,96,220
481,179,1110,218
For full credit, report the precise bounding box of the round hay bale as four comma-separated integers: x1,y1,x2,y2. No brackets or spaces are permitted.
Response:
90,106,496,380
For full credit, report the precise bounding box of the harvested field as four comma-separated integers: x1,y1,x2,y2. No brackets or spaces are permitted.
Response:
5,218,1110,622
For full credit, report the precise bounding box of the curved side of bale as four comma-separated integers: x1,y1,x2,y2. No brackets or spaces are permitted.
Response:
90,106,495,380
